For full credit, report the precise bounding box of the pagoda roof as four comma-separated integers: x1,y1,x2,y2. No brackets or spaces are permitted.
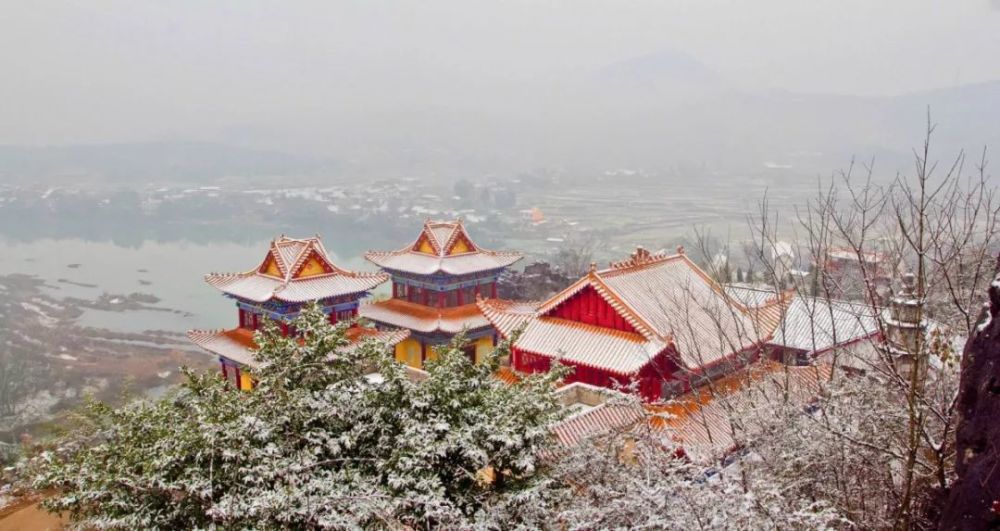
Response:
365,219,522,276
187,326,410,369
205,235,388,303
479,246,763,373
359,298,491,335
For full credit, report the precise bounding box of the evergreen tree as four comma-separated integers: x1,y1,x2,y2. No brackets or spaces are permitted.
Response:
26,305,568,529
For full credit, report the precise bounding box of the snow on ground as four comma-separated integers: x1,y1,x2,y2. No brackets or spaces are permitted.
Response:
18,303,58,328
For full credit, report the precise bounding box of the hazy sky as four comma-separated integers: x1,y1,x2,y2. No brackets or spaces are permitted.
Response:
3,0,999,147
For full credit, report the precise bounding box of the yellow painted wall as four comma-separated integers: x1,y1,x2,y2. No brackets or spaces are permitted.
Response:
395,337,424,368
393,337,492,368
239,371,254,391
474,336,495,364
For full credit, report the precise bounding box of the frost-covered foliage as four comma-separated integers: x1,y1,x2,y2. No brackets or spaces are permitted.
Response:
551,435,845,530
18,305,964,529
24,305,568,529
547,365,959,530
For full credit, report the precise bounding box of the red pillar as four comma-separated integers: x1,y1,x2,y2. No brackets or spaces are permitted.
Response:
491,282,497,298
457,288,464,306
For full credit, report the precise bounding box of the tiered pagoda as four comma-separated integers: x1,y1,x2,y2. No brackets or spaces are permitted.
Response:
361,219,523,368
479,246,764,401
188,235,408,389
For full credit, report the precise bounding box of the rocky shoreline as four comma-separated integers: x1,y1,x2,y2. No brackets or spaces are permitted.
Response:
0,273,209,450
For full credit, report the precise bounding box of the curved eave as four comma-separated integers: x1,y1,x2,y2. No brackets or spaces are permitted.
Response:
364,250,523,277
359,300,492,335
188,326,410,369
511,317,667,376
205,271,389,304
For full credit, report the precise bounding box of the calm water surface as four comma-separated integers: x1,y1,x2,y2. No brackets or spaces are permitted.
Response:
0,236,378,334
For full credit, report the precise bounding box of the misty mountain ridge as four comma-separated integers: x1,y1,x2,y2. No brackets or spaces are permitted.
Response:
593,51,726,91
0,51,996,184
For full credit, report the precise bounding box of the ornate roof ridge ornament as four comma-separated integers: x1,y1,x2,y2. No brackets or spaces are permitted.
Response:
608,245,670,270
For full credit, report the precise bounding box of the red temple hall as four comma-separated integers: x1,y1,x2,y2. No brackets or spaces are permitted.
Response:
480,246,764,401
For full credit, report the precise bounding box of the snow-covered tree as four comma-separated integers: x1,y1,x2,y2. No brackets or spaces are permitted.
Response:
25,304,568,529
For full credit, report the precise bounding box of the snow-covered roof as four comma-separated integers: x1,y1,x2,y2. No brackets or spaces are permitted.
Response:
517,317,668,375
359,299,492,335
726,286,878,354
550,402,646,448
188,326,410,369
648,361,832,462
205,236,388,303
365,219,522,276
480,247,760,374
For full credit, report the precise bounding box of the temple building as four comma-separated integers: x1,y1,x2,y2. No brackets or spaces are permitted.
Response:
725,285,880,369
188,235,408,389
360,219,523,368
479,246,764,401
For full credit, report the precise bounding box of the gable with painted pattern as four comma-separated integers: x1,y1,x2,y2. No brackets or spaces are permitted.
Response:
260,254,282,277
295,252,332,278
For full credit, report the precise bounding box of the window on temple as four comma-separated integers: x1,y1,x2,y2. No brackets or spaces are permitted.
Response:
445,289,459,307
241,311,262,330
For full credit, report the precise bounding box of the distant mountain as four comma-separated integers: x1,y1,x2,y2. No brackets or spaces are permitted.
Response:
883,81,1000,155
0,141,337,185
594,51,724,88
2,61,994,183
523,56,1000,175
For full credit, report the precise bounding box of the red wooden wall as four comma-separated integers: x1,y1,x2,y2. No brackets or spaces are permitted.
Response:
547,286,636,333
